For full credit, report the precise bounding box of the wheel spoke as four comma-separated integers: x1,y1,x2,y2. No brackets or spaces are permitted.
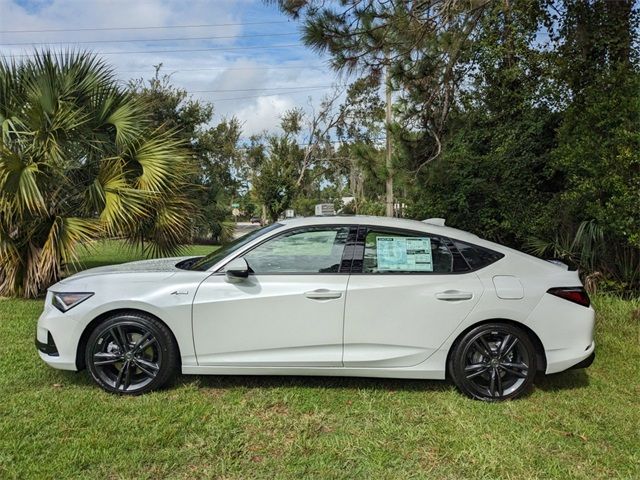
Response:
495,368,503,397
501,361,528,370
498,334,511,355
110,326,128,353
93,352,123,366
132,331,151,352
489,368,497,397
114,362,126,390
135,357,159,373
136,336,157,353
134,358,158,378
499,335,519,359
123,361,132,390
465,362,489,372
466,365,490,379
500,361,529,378
473,337,492,358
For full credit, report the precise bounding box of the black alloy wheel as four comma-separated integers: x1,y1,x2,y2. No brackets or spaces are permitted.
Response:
449,323,537,401
86,312,178,395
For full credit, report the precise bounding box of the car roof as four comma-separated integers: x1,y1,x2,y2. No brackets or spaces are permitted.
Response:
277,215,481,243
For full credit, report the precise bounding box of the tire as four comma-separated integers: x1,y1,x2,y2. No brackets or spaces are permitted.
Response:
448,323,537,401
85,312,178,395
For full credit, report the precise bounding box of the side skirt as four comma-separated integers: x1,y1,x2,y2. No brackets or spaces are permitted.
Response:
181,349,449,380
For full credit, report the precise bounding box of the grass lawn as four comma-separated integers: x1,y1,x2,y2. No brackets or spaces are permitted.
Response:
1,243,639,479
72,239,215,272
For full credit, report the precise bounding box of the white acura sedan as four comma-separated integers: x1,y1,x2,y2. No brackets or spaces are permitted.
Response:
36,216,595,401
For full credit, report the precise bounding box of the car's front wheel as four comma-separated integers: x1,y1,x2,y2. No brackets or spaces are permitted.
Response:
448,323,537,401
85,312,178,395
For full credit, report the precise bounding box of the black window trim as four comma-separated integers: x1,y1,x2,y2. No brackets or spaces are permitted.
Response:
213,224,358,276
451,238,505,271
350,225,502,275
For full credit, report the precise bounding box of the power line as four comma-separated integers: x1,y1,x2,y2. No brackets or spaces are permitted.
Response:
202,88,332,102
0,20,292,34
0,32,299,47
6,44,305,58
120,65,326,74
189,85,341,93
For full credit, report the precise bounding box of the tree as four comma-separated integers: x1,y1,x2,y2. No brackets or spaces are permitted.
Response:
129,67,242,243
408,0,561,245
272,0,490,215
246,134,299,222
0,51,195,298
336,77,387,209
551,0,640,246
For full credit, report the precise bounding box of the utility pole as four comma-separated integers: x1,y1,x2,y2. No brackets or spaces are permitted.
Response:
385,62,394,217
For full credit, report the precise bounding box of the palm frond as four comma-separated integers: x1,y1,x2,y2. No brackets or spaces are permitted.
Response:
0,148,46,215
131,130,188,192
0,49,197,297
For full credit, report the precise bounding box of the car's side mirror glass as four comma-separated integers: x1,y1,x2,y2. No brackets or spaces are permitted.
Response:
225,257,249,281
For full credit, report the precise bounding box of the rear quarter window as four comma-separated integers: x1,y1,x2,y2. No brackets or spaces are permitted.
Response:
453,241,504,270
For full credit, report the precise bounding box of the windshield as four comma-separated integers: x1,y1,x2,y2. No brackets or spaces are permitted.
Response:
187,223,282,271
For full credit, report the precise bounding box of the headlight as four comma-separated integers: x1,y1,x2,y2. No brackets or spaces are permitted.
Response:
52,292,94,312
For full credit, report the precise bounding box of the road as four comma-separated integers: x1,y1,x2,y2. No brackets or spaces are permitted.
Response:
233,221,261,239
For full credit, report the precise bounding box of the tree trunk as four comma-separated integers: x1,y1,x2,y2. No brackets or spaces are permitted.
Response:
385,63,394,217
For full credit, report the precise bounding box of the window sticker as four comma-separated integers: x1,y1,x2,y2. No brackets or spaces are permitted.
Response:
376,236,433,272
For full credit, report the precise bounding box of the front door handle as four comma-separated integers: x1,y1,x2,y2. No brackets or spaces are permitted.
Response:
435,290,473,301
304,289,343,300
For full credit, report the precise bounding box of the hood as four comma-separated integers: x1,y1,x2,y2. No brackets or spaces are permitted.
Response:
58,256,196,284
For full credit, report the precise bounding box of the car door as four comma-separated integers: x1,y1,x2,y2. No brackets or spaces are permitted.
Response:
192,225,356,367
343,226,484,367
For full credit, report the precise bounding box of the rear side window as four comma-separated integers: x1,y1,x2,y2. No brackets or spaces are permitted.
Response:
454,241,504,270
363,229,454,273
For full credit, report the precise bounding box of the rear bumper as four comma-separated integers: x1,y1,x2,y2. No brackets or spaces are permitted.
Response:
568,350,595,370
546,340,595,374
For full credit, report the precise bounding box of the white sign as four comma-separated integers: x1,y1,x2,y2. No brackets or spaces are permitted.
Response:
376,236,433,272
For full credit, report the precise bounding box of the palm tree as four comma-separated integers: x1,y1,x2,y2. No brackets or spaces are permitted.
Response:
0,51,196,298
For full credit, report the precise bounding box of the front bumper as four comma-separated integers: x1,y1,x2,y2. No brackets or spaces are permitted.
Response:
36,292,85,371
35,331,59,356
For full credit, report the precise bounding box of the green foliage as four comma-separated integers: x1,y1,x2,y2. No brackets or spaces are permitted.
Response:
0,51,196,297
355,198,386,216
248,135,300,222
285,1,638,294
128,67,242,242
526,219,640,297
403,0,640,293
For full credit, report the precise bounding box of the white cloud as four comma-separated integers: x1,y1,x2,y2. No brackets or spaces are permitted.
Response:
235,94,296,134
0,0,347,138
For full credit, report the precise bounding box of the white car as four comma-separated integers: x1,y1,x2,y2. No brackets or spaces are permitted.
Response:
36,216,595,401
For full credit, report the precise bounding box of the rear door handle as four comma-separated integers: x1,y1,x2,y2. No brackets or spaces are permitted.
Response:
304,289,343,300
436,290,473,301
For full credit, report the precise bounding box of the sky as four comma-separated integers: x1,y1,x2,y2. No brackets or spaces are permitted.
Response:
0,0,344,136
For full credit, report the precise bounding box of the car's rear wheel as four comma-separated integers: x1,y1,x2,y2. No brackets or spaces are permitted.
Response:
449,323,537,401
85,312,178,395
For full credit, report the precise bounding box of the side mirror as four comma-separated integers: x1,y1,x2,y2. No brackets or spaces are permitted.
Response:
225,257,249,281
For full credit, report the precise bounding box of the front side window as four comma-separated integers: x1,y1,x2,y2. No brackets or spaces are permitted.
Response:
363,229,454,274
186,223,282,271
243,227,351,274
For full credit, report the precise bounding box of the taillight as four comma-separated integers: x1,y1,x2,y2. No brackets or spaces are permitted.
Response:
547,287,590,307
